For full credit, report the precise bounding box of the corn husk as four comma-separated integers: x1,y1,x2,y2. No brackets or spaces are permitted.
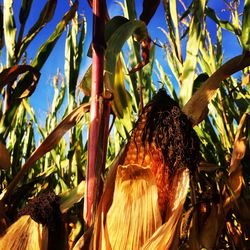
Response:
142,168,190,249
0,215,48,250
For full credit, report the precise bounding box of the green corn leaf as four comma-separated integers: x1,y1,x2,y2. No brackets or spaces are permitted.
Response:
124,0,136,20
241,0,250,51
155,59,178,101
141,43,155,104
3,0,16,66
79,64,92,96
17,0,33,47
51,75,66,116
179,0,206,106
163,0,182,62
107,56,133,134
17,0,57,60
1,102,90,201
105,18,146,115
216,25,223,67
60,180,85,213
65,12,85,112
205,7,236,33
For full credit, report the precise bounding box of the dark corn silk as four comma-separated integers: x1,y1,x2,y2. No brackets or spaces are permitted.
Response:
123,89,200,221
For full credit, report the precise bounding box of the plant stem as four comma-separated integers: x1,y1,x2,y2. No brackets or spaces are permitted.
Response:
84,0,108,227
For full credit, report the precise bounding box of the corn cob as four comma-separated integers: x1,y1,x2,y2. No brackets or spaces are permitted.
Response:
123,89,200,220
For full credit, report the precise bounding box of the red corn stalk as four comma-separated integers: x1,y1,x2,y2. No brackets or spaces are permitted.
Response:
84,0,109,227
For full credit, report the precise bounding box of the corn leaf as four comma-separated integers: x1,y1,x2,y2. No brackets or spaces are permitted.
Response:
0,140,10,170
3,0,16,66
1,103,89,201
179,0,206,106
139,0,160,25
205,7,236,33
60,181,85,213
183,54,250,125
12,0,78,100
17,0,57,60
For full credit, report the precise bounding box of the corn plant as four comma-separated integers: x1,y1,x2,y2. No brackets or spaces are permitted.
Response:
1,0,250,249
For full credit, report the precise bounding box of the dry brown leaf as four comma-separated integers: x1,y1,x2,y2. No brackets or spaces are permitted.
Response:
198,204,221,249
0,65,40,91
0,141,10,170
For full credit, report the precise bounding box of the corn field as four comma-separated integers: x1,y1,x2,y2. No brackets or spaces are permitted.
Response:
0,0,250,249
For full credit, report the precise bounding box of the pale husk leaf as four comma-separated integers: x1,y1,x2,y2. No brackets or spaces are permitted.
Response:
105,164,162,250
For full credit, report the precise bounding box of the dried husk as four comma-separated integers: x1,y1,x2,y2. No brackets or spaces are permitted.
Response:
105,164,162,250
0,215,48,250
142,168,190,249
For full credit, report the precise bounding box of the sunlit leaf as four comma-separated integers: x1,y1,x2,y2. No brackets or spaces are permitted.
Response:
3,0,16,66
183,54,250,125
179,0,206,106
12,0,78,100
241,0,250,51
60,181,85,213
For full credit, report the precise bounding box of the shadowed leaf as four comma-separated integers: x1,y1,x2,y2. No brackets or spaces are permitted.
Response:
140,0,160,25
0,141,10,170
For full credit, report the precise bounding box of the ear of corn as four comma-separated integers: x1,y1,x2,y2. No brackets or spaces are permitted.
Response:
123,89,200,220
91,89,200,249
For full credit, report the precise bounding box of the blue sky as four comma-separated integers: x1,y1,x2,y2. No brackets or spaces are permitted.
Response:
1,0,244,122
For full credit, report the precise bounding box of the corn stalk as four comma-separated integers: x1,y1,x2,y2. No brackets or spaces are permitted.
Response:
84,0,110,227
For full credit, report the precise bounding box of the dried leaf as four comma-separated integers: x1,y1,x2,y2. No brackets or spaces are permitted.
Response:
183,54,250,125
0,65,40,92
139,0,160,25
